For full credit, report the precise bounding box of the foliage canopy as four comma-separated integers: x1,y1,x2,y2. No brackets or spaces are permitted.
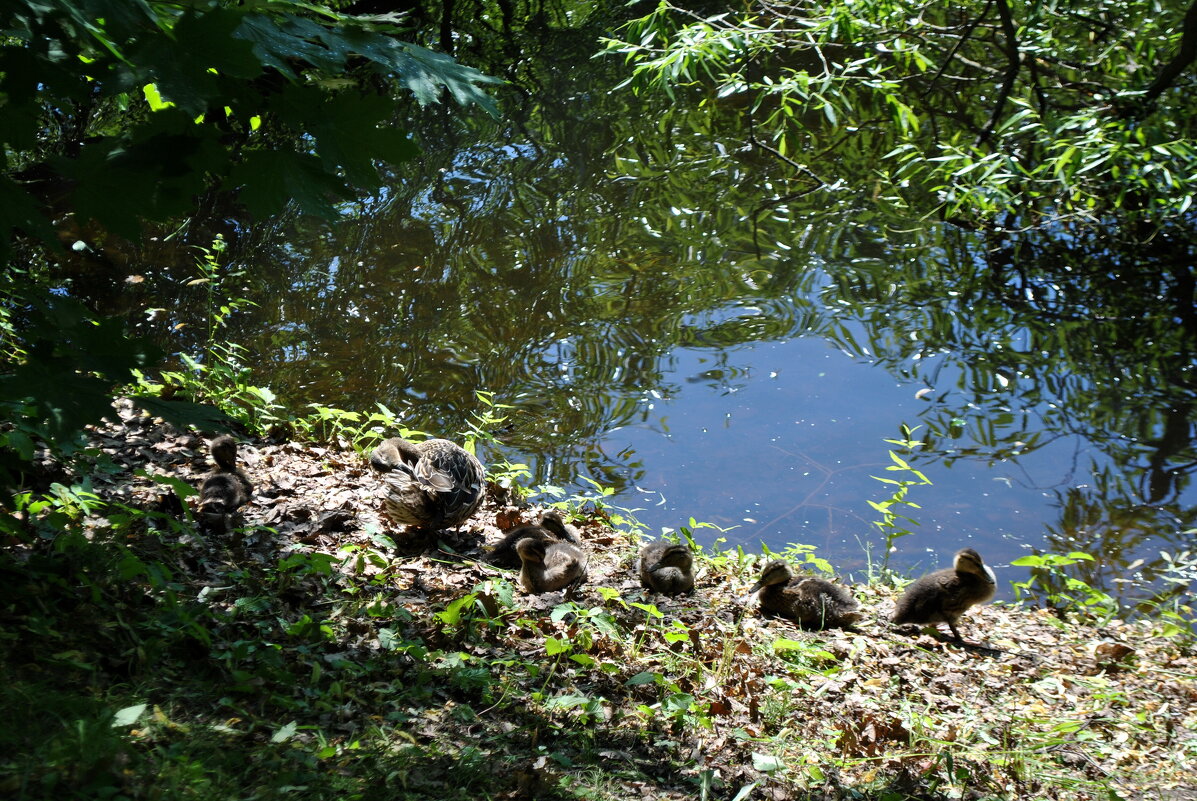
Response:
2,0,498,248
0,0,499,472
605,0,1197,227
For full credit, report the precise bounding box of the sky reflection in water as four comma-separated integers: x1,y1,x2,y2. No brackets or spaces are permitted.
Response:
561,335,1122,599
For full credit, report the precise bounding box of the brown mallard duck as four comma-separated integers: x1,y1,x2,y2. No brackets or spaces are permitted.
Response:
639,542,695,596
198,434,253,532
489,510,582,569
892,547,996,641
370,436,484,531
515,537,588,594
750,560,863,629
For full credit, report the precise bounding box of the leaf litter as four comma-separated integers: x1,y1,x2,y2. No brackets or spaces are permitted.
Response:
8,398,1195,800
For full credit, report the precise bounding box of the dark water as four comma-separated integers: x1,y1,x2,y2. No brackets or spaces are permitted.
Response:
99,11,1196,606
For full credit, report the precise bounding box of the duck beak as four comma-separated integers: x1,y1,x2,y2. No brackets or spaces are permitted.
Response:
748,579,765,594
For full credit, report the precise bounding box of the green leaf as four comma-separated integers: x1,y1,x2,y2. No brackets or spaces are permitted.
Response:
0,368,117,445
135,9,262,116
143,83,174,111
545,693,600,713
129,397,236,432
435,593,477,626
771,638,806,652
729,782,758,801
2,431,35,461
224,149,349,219
662,692,694,714
629,601,664,619
272,88,420,185
378,627,400,650
338,33,502,117
111,703,147,727
271,720,298,743
752,752,784,774
235,13,348,78
594,586,623,602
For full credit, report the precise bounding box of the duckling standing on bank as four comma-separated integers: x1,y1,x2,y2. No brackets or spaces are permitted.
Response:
489,510,582,569
639,542,695,596
369,436,484,531
751,560,863,629
891,547,996,641
515,537,588,595
198,434,253,533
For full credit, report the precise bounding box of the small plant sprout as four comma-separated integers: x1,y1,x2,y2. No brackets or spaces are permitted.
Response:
869,424,932,573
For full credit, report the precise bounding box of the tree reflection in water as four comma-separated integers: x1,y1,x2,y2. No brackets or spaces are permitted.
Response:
88,4,1194,609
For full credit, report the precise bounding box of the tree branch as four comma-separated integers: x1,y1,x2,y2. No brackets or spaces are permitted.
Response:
975,0,1021,147
1141,0,1197,103
920,0,994,101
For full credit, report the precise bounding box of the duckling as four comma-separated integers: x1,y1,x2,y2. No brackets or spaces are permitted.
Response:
750,560,863,629
371,436,484,530
198,434,253,532
538,509,582,544
891,547,996,641
515,537,588,594
639,542,695,596
489,510,582,568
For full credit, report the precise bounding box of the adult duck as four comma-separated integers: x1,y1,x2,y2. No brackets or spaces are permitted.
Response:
370,436,484,531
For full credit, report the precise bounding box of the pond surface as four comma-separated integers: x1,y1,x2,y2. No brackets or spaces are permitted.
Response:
114,10,1196,604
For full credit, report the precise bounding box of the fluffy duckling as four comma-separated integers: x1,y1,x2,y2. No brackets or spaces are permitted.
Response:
198,434,253,532
370,436,484,530
489,511,581,569
538,509,581,544
892,547,996,641
490,523,557,569
639,542,695,596
515,537,588,594
751,560,863,629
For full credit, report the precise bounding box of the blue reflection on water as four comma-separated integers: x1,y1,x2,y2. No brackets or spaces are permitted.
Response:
584,335,1138,599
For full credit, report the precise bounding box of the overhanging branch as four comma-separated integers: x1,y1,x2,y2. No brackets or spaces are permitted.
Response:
975,0,1021,147
1141,0,1197,103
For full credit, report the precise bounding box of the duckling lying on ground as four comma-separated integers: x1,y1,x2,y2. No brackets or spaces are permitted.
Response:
537,509,581,544
639,542,695,596
198,434,253,533
891,547,996,641
750,560,863,629
515,537,588,595
489,510,582,569
370,436,484,531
